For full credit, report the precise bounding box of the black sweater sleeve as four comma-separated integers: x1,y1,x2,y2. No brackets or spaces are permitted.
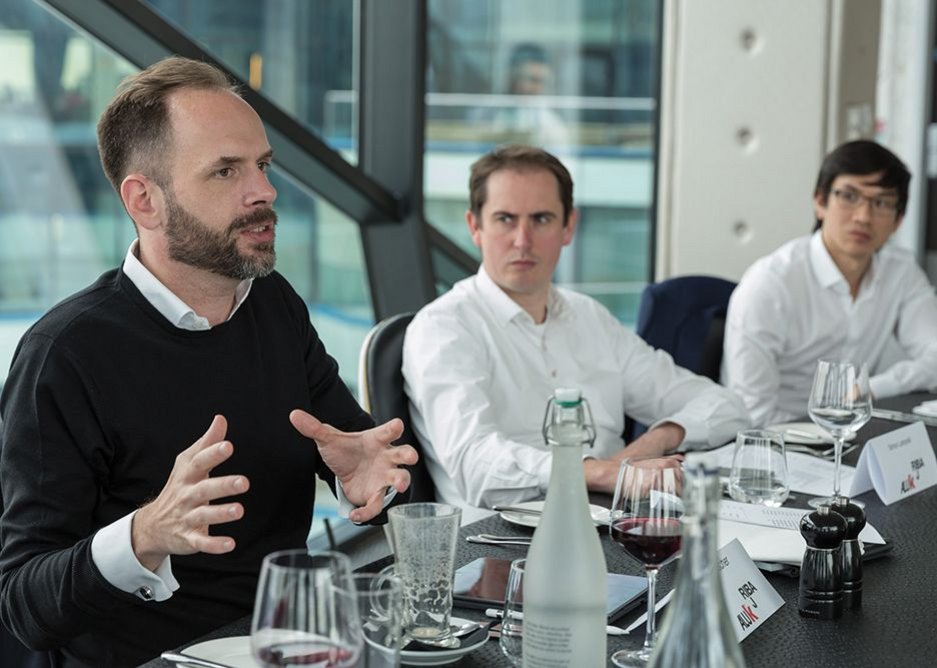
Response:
0,333,141,650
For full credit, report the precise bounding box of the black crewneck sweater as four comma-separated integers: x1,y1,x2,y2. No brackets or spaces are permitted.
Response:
0,268,373,667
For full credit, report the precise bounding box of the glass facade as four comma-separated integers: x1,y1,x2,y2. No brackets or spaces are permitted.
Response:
0,0,371,390
424,0,659,325
145,0,358,159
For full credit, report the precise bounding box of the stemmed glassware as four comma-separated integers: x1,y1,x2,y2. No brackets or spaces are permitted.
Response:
807,359,872,507
250,549,363,668
608,456,684,667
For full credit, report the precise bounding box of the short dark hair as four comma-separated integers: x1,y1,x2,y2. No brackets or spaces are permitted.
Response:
97,56,238,192
813,139,911,231
468,145,574,223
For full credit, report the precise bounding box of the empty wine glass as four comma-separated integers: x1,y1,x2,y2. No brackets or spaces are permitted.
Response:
609,457,684,667
251,549,362,668
807,360,872,507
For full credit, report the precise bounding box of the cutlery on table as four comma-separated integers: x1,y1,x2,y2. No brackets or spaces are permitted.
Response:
492,504,606,526
403,618,496,650
466,534,532,546
160,651,234,668
786,442,859,460
484,607,626,636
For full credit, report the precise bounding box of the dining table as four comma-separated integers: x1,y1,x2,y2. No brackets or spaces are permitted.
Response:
142,392,937,668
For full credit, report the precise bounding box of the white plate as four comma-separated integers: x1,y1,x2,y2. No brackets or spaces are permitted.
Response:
498,500,610,528
766,421,855,446
173,624,486,668
401,617,488,666
175,636,254,668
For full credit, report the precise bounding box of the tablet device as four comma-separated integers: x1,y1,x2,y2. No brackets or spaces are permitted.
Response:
452,556,647,623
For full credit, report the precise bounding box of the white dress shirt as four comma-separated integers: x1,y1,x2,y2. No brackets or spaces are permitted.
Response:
402,267,750,523
722,231,937,427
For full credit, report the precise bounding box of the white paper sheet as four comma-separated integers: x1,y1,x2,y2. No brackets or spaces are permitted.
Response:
686,444,856,497
716,500,884,565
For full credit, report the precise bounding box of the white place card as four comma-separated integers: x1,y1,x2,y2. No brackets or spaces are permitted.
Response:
718,538,784,641
850,421,937,504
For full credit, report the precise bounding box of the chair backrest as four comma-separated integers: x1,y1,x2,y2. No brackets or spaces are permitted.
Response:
358,312,436,503
626,275,736,440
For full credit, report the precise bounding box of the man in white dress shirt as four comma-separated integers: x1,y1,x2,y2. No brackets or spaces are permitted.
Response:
722,139,937,427
402,145,749,522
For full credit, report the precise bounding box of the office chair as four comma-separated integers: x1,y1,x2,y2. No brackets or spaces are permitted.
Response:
358,312,436,503
626,275,737,440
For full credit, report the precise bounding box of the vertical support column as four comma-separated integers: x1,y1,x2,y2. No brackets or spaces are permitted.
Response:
358,0,436,320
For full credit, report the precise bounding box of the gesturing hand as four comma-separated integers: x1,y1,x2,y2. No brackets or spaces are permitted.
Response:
289,410,418,523
131,415,249,571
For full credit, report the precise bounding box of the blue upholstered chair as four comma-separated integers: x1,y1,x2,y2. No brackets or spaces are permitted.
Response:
626,275,737,440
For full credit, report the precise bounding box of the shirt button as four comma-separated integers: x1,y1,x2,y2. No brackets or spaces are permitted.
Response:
551,370,557,378
137,586,153,601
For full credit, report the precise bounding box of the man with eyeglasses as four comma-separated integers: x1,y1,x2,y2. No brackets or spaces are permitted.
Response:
722,139,937,427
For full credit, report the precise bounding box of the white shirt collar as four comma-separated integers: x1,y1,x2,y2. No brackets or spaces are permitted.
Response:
122,240,253,331
809,229,880,294
475,265,568,326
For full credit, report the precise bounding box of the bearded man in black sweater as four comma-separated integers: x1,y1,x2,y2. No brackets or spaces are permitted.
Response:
0,57,417,667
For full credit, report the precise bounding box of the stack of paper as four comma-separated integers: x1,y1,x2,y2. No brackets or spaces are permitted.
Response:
716,500,885,566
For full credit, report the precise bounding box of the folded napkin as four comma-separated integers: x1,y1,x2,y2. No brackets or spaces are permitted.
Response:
912,400,937,418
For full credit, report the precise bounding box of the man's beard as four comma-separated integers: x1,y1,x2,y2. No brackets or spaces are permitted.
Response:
164,192,277,280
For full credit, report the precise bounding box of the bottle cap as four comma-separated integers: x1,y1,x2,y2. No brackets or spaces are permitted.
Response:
553,388,582,407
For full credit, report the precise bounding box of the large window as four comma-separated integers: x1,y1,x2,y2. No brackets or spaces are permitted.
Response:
0,0,371,392
424,0,659,325
145,0,358,161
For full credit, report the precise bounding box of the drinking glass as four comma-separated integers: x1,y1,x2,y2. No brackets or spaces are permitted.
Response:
807,360,872,507
381,502,461,647
609,457,684,667
341,573,405,668
499,558,525,666
251,549,361,668
728,429,790,507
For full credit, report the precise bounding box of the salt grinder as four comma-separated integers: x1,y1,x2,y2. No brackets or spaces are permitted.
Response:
832,496,866,608
799,504,847,619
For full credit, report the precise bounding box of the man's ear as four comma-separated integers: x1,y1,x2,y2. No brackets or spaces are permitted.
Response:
813,191,827,225
466,209,482,249
562,208,578,246
120,174,164,231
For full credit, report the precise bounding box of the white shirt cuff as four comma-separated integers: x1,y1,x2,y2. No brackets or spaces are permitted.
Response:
335,480,398,522
90,510,179,601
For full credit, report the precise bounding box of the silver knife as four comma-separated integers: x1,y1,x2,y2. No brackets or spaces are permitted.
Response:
160,651,234,668
491,505,544,517
872,408,937,428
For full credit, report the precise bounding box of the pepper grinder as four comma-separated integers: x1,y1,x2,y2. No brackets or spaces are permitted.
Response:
799,504,847,619
833,496,866,608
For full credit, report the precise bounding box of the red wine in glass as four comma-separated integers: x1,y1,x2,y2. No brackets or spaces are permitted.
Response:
608,456,684,667
611,517,682,566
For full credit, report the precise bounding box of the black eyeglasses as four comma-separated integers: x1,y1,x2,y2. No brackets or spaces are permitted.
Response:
830,188,899,216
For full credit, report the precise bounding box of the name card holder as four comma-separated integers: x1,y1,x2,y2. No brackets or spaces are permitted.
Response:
850,421,937,505
718,538,785,642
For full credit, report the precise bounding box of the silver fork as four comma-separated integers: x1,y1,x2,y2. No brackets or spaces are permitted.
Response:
787,442,859,460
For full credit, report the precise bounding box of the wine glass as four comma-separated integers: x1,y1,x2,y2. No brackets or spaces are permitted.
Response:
807,359,872,507
609,456,684,667
251,549,362,668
